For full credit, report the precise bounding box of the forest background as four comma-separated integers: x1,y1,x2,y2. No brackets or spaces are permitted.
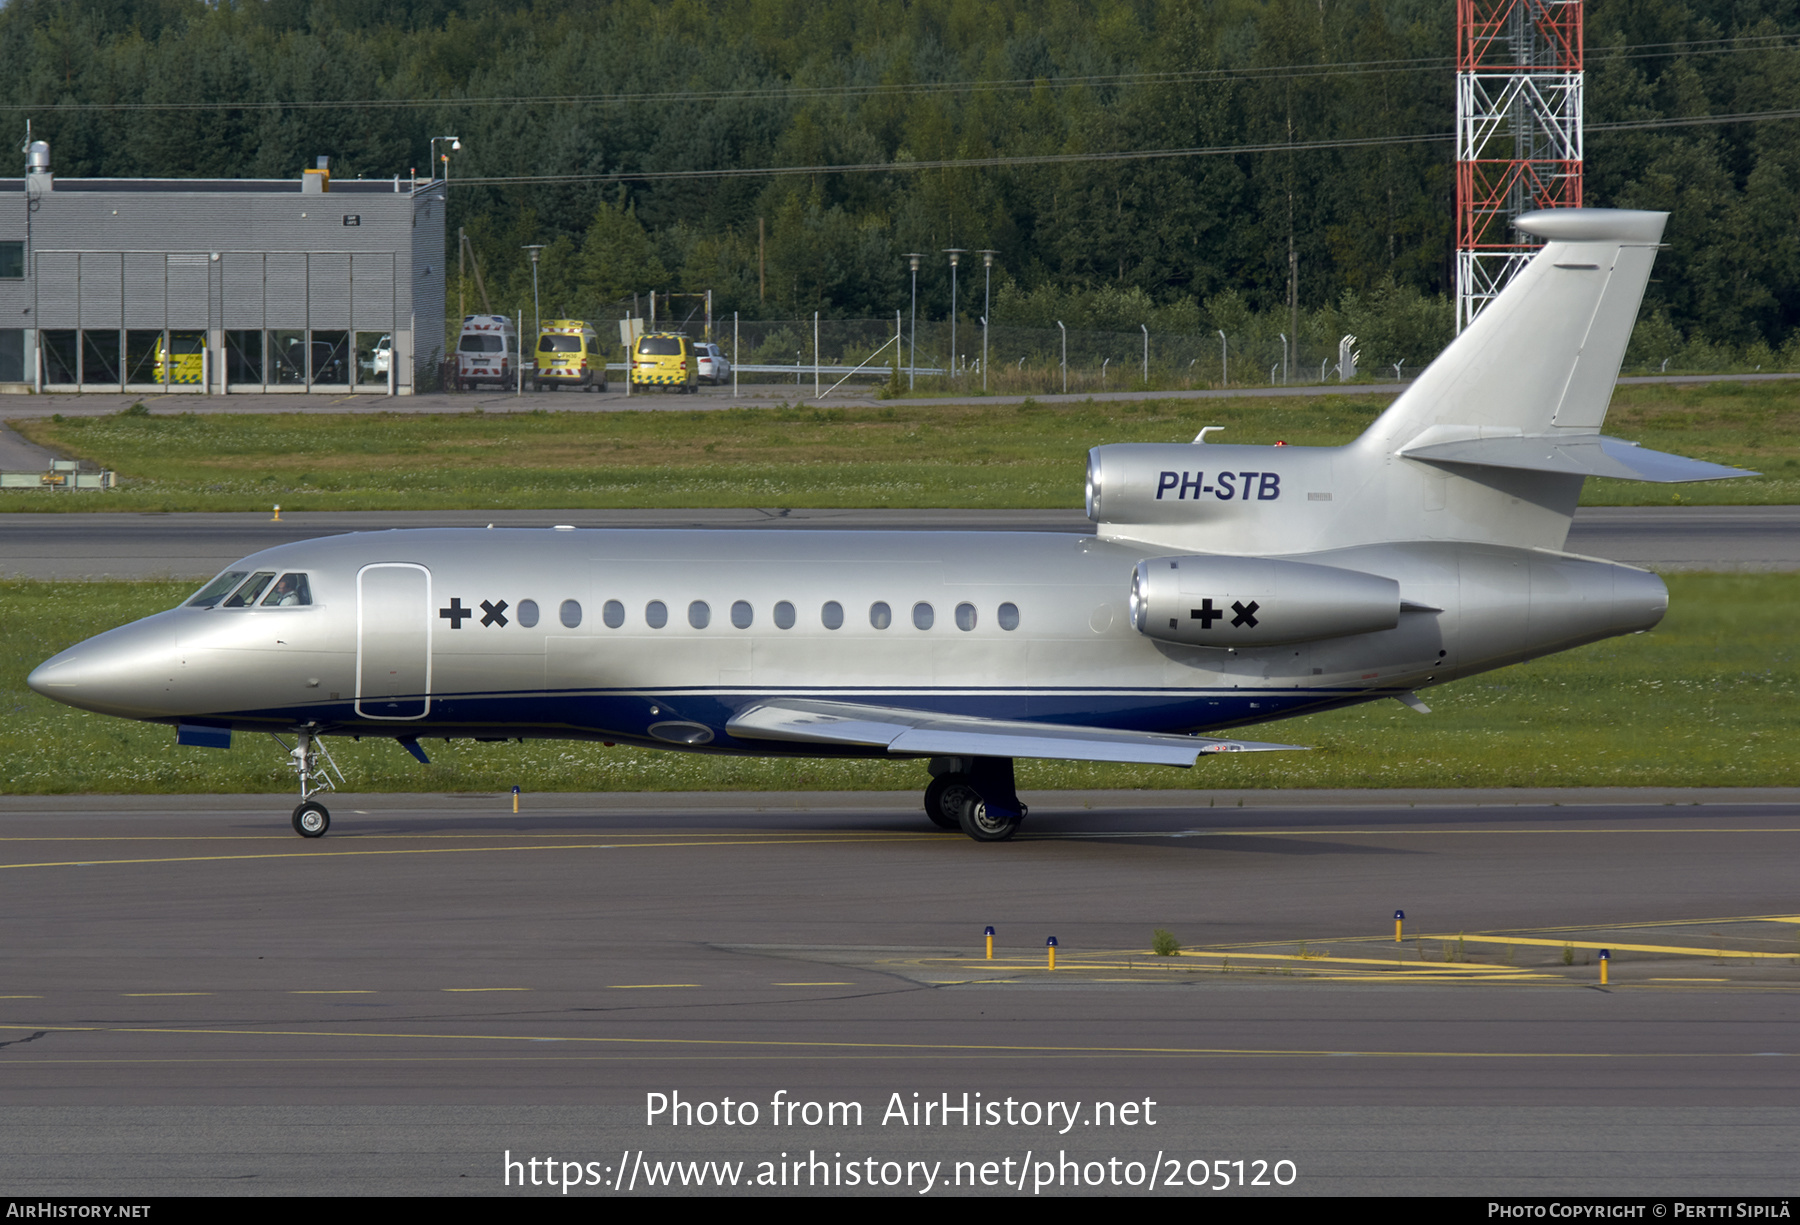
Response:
5,0,1800,376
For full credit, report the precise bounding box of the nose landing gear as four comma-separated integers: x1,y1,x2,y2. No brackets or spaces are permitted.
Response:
274,728,343,838
923,757,1027,841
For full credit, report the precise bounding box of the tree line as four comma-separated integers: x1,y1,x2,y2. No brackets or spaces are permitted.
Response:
6,0,1800,371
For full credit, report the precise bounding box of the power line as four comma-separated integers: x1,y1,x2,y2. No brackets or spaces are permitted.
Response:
443,105,1800,187
4,33,1800,115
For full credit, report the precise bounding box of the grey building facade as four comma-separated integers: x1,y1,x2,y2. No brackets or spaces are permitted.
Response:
0,147,446,394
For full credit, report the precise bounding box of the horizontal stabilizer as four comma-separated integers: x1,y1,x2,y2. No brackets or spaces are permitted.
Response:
727,699,1306,767
1402,434,1755,483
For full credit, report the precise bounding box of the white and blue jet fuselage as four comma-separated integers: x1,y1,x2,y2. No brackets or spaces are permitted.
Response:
27,211,1751,839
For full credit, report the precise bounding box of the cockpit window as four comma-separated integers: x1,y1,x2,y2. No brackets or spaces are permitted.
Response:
186,571,249,608
260,573,312,606
222,572,277,608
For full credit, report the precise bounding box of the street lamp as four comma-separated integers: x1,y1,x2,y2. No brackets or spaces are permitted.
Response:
1218,330,1228,387
978,250,998,392
903,253,924,390
430,136,462,185
522,245,545,371
1057,320,1067,394
943,249,966,380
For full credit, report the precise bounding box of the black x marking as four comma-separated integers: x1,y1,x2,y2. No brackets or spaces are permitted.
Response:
438,597,472,628
1231,600,1260,628
1190,598,1224,629
480,599,510,628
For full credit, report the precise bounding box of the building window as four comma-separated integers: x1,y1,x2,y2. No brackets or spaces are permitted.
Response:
0,242,22,279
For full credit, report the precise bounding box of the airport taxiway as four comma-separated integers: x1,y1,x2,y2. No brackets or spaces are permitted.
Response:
2,790,1799,1195
1,504,1795,580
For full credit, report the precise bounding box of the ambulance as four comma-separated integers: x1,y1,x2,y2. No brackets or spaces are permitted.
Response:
533,320,607,392
454,315,518,390
153,332,205,384
631,332,697,392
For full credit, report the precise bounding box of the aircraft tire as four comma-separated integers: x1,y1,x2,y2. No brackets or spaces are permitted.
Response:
957,795,1020,842
923,774,973,830
292,801,330,839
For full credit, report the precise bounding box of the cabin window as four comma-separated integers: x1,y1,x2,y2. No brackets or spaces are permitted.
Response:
731,600,753,629
774,601,796,630
559,599,582,628
912,602,934,630
603,600,624,628
821,601,843,630
689,600,710,629
998,602,1021,631
223,572,277,608
517,599,539,628
187,571,249,608
260,573,312,606
646,600,668,629
869,601,891,630
955,602,977,631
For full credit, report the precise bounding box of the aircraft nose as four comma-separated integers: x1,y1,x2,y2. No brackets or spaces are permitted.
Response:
28,620,182,717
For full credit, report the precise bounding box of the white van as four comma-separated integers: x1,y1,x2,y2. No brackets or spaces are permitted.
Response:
454,315,518,390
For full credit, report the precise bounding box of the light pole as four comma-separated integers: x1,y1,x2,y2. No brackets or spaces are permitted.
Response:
1141,323,1149,386
429,136,462,185
903,254,923,390
1279,332,1289,385
978,249,997,392
1057,320,1067,394
1218,330,1228,387
522,245,544,374
943,249,966,380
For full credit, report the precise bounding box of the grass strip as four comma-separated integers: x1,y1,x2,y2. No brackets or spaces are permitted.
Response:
7,380,1798,513
3,573,1793,795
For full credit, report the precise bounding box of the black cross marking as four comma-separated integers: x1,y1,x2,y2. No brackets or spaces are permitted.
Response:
1231,600,1261,628
480,599,509,628
438,597,472,628
1190,598,1224,629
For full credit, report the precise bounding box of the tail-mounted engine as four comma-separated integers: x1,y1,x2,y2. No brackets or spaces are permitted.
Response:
1129,554,1401,647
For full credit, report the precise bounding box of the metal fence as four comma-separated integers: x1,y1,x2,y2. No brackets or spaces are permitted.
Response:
653,315,1392,396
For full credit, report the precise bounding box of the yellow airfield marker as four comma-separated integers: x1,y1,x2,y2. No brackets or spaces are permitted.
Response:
1046,936,1058,971
985,926,995,960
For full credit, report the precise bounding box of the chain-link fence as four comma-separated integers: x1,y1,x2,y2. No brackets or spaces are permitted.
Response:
688,317,1389,395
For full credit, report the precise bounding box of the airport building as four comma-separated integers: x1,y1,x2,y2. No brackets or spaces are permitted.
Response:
0,144,446,394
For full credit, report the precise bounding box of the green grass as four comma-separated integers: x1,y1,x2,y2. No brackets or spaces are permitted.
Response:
4,573,1794,795
7,380,1798,513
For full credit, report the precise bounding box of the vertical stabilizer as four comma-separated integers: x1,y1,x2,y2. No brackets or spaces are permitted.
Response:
1361,209,1667,451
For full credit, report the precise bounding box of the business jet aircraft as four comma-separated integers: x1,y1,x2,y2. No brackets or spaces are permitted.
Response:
29,210,1749,840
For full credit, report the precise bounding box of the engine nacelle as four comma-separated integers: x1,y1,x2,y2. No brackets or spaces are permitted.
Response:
1129,554,1401,647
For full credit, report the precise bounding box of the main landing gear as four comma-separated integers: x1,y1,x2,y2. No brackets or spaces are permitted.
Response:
923,757,1028,842
273,727,344,838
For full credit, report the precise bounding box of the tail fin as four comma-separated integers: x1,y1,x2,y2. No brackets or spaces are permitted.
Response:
1087,209,1751,557
1360,209,1667,450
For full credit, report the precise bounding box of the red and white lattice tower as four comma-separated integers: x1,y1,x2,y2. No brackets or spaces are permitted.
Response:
1455,0,1583,332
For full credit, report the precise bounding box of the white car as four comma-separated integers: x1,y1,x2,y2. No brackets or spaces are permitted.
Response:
694,341,731,385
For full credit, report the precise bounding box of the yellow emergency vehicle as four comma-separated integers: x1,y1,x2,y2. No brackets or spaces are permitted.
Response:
631,332,697,392
533,320,607,392
153,332,205,384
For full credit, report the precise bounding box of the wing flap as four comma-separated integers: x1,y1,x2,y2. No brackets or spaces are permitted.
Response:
726,699,1305,767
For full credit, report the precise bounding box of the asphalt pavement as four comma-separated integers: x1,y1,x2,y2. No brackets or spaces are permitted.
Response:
2,790,1797,1196
0,504,1792,580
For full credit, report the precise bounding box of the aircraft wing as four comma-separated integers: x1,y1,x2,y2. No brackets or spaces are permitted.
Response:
726,699,1306,766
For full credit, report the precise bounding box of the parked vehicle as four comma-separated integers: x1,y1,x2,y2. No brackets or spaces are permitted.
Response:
454,315,517,390
153,332,205,385
631,332,696,392
694,341,731,385
534,320,607,392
